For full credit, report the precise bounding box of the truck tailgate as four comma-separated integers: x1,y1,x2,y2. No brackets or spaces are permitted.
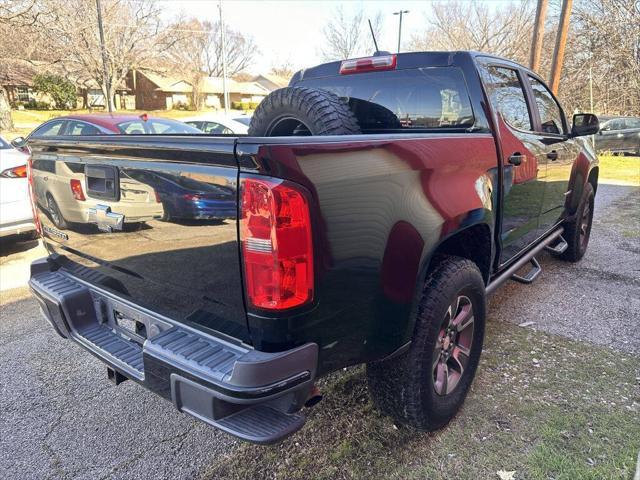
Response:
29,136,249,342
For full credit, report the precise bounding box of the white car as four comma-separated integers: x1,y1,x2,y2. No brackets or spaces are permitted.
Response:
0,136,35,237
182,115,249,135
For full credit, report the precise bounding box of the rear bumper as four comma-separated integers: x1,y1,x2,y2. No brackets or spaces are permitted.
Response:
29,258,317,444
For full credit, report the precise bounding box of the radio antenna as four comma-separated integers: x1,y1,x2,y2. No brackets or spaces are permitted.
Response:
368,19,380,54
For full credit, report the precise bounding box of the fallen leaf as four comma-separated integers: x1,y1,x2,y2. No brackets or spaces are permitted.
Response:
497,470,516,480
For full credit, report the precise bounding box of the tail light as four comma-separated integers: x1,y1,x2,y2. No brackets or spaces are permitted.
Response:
0,164,27,178
154,189,162,203
26,157,42,235
240,177,314,310
340,54,397,75
69,179,86,201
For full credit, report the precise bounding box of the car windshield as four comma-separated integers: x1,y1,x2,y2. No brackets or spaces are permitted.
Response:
116,118,201,134
0,137,10,149
233,117,251,126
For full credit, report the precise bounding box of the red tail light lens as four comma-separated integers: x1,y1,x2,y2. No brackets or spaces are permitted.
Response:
240,177,314,310
340,54,397,75
0,164,27,178
26,157,42,235
70,179,86,201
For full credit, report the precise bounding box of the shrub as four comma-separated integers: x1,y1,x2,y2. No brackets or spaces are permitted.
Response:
19,99,51,110
32,74,76,109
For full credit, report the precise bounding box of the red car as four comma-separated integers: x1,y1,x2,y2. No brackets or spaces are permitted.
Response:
11,113,201,153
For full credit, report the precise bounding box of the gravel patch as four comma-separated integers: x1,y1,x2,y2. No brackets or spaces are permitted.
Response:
490,184,640,354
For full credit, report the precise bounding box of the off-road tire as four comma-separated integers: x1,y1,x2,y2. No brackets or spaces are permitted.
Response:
248,87,361,137
367,255,486,431
560,182,595,262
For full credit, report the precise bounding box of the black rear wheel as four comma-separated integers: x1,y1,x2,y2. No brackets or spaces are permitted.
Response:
367,255,486,431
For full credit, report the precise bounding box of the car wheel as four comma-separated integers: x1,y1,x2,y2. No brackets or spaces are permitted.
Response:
367,255,486,431
560,182,595,262
46,193,68,230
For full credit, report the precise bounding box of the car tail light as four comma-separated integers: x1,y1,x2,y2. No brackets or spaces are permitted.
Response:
240,177,314,310
0,164,27,178
26,157,42,235
70,179,86,201
154,189,162,203
340,54,397,75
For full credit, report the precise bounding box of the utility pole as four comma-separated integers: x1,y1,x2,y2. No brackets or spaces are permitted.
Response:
393,10,409,53
219,0,230,115
529,0,549,73
549,0,573,95
95,0,112,112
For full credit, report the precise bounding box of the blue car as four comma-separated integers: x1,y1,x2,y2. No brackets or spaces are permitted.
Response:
127,170,235,221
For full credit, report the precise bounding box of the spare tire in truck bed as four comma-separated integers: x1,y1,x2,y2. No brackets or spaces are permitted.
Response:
248,86,361,136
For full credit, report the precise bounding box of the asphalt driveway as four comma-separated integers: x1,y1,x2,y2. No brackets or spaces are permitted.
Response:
1,183,638,479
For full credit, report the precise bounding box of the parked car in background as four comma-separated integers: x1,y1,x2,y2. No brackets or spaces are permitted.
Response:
30,158,164,230
126,170,236,221
0,136,35,238
595,116,640,155
231,114,252,127
182,114,249,134
10,114,201,153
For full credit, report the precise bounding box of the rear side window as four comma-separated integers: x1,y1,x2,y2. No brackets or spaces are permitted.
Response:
298,67,474,132
66,121,102,136
480,66,532,131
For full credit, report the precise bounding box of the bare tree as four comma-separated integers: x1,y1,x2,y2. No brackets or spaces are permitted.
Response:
409,1,534,65
2,0,183,111
270,60,294,79
559,0,640,114
321,7,383,61
165,18,258,107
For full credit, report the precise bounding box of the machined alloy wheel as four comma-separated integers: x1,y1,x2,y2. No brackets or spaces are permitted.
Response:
432,295,475,396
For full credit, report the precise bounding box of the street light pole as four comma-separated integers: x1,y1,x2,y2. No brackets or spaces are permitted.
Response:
218,0,229,115
95,0,112,112
393,10,409,53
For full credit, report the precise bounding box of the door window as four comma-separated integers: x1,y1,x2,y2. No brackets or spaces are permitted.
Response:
481,66,532,131
32,121,65,138
528,76,566,135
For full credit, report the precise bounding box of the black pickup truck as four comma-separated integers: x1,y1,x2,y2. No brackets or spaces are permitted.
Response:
27,51,600,444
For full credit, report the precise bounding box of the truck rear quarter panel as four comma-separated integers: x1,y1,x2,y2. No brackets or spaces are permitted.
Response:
238,134,498,372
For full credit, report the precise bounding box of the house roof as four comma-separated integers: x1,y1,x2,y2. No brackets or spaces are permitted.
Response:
253,74,290,89
140,71,194,93
137,71,271,96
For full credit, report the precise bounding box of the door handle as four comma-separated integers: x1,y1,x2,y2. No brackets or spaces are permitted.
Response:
547,150,559,161
508,153,524,166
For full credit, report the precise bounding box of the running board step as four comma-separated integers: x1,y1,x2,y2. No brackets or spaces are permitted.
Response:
511,257,542,284
545,235,568,255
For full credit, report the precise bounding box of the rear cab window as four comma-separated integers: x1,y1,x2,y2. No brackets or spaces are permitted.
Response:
295,67,475,133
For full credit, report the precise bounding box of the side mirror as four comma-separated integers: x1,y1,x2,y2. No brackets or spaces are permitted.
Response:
571,113,599,137
10,136,26,147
